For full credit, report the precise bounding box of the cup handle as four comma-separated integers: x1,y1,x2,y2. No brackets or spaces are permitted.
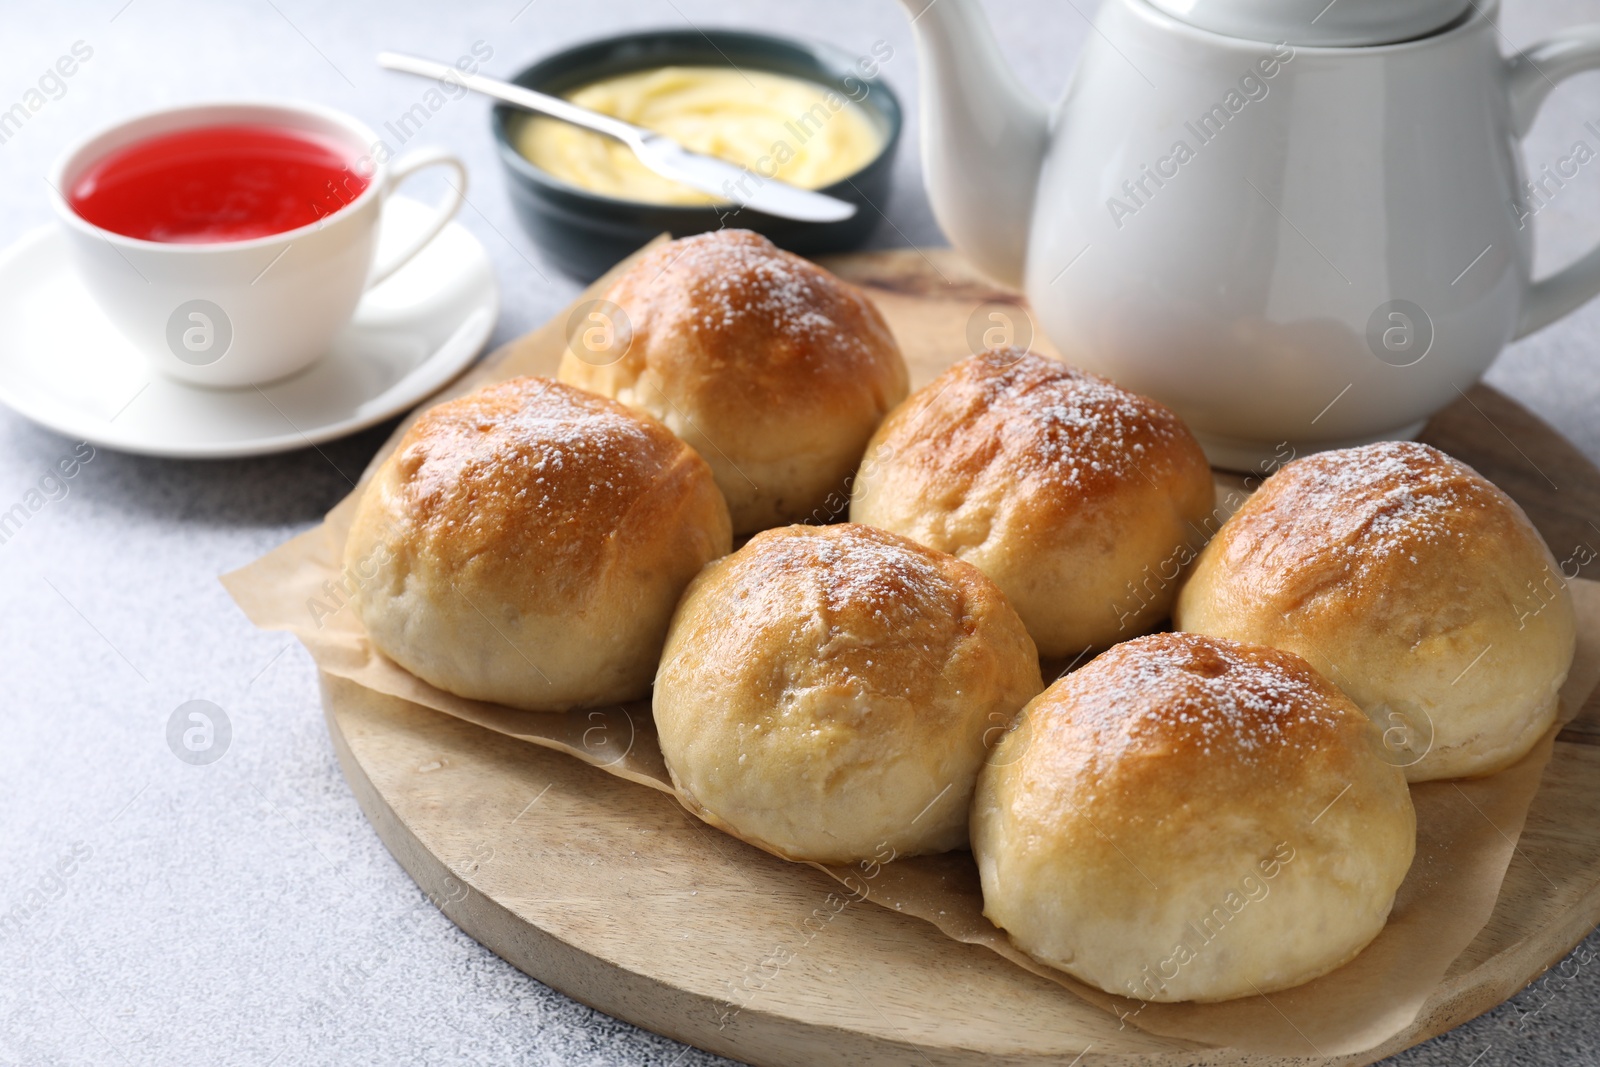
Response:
366,147,468,289
1506,26,1600,338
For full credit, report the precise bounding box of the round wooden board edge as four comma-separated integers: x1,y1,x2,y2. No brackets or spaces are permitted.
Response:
320,684,1085,1067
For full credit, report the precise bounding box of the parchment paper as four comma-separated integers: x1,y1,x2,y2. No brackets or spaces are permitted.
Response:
223,245,1600,1058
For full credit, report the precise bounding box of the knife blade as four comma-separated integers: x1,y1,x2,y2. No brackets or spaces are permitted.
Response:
376,51,859,224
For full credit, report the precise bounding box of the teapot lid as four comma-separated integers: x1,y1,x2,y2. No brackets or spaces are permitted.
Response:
1146,0,1473,46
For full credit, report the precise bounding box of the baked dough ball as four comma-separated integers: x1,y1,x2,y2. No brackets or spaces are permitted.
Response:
655,523,1042,864
973,632,1415,1003
345,377,731,711
1175,441,1576,781
558,229,909,535
850,349,1215,657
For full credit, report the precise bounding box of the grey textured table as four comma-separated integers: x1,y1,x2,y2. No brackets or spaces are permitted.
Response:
3,1,1599,1064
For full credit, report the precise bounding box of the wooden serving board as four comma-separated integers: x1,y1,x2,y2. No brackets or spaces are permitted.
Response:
322,249,1600,1066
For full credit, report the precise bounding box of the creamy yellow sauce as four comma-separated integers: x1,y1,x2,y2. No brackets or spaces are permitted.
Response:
514,66,882,205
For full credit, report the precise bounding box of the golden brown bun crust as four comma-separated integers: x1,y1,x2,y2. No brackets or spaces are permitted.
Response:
559,230,909,534
973,632,1415,1002
655,523,1042,864
850,349,1215,656
1175,441,1576,780
346,377,731,711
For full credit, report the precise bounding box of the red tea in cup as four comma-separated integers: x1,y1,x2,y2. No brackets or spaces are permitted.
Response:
67,123,368,243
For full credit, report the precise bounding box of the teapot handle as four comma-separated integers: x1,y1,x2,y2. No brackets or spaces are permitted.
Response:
1506,26,1600,339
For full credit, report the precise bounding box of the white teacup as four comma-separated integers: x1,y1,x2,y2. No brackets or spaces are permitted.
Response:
49,100,467,387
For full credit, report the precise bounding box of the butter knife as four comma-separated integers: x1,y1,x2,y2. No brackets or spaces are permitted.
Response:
376,51,859,223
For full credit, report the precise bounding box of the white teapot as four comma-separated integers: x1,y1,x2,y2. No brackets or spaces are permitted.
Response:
900,0,1600,468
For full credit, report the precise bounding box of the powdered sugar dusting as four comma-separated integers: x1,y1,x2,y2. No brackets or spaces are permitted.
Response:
747,524,955,631
969,349,1187,490
811,528,949,625
695,524,981,699
395,377,675,549
647,230,879,365
1064,633,1342,762
1249,441,1481,576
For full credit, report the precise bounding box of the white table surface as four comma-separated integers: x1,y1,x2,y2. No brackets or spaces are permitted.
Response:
3,1,1600,1064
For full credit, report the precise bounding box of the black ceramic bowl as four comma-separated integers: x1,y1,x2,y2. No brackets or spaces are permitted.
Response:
491,29,902,280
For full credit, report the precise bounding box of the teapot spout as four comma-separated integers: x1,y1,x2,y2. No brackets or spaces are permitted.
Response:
899,0,1048,288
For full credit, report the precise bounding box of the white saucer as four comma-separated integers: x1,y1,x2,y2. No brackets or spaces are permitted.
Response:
0,196,498,458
